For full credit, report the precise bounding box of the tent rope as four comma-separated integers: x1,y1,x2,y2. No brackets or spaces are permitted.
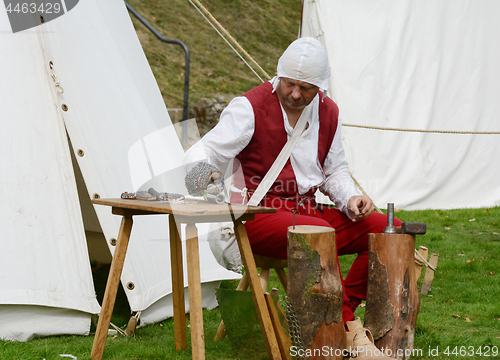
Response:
343,123,500,135
415,250,437,271
350,172,382,214
109,322,127,336
50,70,64,94
189,0,271,82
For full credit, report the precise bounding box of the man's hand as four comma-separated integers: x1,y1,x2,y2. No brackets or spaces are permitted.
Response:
348,195,374,222
185,162,224,197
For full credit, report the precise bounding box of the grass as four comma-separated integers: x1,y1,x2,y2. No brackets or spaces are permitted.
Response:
1,206,499,359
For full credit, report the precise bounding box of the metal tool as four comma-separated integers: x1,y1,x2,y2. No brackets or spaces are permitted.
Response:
383,203,398,234
383,203,427,235
147,188,185,202
400,222,426,235
292,210,298,229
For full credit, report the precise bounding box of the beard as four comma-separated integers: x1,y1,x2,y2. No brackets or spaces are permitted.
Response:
281,93,308,110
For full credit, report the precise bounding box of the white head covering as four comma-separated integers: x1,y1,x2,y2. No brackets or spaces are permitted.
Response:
273,37,331,99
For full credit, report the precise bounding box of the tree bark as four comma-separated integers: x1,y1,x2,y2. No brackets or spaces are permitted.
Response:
364,233,420,359
287,225,346,359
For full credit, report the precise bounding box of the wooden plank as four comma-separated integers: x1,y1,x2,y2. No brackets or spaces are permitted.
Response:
112,207,163,217
254,255,288,269
233,221,282,360
420,254,439,295
265,291,292,360
259,269,271,293
169,215,187,350
171,213,255,224
275,268,288,293
185,223,205,360
110,208,257,223
91,215,133,360
92,198,276,217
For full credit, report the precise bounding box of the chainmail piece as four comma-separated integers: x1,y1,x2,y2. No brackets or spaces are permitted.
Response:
279,295,309,359
120,190,185,203
185,162,224,196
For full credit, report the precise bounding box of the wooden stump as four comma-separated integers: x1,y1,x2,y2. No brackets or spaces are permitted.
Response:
364,233,420,359
287,225,346,359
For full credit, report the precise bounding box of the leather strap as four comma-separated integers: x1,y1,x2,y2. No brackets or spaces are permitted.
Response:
247,104,311,206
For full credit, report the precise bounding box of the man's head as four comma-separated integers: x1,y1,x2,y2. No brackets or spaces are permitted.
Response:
277,77,319,111
276,37,330,109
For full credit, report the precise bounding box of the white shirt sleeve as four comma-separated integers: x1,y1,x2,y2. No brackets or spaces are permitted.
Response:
319,114,359,216
183,96,255,174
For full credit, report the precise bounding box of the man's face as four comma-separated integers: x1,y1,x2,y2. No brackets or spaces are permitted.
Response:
278,77,319,111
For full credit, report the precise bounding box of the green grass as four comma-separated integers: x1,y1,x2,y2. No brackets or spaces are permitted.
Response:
1,207,499,359
126,0,302,111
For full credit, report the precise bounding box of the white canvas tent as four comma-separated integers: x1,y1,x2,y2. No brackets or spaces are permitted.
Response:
0,0,238,342
302,0,500,210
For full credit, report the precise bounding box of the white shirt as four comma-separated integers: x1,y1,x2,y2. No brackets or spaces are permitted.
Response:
183,88,359,216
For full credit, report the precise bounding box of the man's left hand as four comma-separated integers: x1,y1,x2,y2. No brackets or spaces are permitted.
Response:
348,195,374,222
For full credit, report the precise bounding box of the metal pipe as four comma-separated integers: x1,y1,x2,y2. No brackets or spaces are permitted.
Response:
383,203,398,234
125,2,190,146
387,203,394,227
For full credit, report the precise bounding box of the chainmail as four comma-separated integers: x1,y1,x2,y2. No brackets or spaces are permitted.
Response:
184,162,225,197
121,190,185,203
279,295,309,359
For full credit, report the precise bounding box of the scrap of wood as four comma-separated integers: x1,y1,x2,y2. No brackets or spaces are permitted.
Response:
125,316,138,336
414,246,429,281
420,254,439,294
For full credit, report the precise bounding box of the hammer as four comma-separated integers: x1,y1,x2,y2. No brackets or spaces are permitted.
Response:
383,203,426,235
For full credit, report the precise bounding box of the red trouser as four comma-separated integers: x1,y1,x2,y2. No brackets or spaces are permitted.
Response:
244,198,401,323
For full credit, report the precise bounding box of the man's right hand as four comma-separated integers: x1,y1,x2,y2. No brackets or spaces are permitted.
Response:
184,162,224,197
348,195,374,222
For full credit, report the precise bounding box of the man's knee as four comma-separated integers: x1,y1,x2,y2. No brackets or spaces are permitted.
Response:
296,215,331,228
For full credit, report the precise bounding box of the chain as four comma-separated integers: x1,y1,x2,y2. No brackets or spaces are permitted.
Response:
279,295,309,359
120,191,185,203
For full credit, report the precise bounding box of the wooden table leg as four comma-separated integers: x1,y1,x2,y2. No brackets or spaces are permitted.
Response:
233,221,283,360
91,215,133,360
185,223,205,360
169,215,187,350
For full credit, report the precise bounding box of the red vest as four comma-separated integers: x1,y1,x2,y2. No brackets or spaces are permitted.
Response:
234,81,339,198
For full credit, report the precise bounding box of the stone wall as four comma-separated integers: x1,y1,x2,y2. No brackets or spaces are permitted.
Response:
168,96,232,137
190,96,231,136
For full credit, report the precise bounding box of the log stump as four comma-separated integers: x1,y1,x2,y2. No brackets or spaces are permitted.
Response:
364,233,420,359
287,225,346,359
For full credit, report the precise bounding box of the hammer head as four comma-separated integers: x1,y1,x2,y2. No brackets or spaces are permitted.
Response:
401,222,426,235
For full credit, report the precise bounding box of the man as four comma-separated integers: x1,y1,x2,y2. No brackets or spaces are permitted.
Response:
184,37,399,358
